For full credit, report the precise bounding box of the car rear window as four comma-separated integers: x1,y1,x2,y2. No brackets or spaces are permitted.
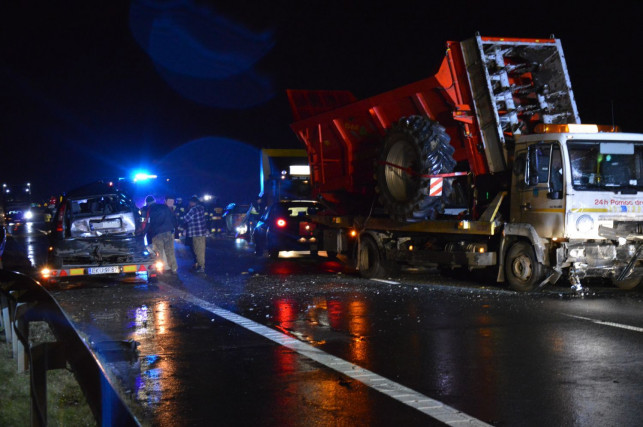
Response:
69,195,131,216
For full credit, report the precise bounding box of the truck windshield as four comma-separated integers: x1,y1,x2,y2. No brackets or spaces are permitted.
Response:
568,140,643,193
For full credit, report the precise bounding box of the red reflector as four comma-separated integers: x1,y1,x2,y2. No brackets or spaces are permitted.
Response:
138,265,147,272
56,201,67,232
299,222,315,234
59,270,67,277
276,218,287,228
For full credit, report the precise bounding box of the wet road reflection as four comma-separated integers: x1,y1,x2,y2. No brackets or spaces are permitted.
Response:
25,236,642,426
230,270,643,426
3,220,49,272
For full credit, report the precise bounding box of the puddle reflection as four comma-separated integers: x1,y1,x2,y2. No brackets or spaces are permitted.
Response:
127,300,176,412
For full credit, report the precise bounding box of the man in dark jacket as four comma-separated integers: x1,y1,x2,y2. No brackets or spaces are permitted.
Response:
145,195,178,274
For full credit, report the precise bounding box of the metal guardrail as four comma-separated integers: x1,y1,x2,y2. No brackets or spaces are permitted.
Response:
0,270,139,426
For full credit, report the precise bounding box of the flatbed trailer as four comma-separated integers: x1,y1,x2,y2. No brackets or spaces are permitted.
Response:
41,260,160,285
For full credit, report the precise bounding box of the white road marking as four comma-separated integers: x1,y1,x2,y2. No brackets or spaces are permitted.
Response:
564,314,643,333
370,278,401,285
160,283,490,426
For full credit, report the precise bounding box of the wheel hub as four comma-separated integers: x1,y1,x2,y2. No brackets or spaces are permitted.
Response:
512,255,533,281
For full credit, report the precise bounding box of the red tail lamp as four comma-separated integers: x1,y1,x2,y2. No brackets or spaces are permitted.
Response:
276,218,287,228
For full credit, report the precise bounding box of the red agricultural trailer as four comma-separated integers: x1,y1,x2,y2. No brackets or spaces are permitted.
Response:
289,35,577,218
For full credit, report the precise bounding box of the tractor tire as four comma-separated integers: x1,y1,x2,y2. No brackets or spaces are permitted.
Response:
376,116,456,222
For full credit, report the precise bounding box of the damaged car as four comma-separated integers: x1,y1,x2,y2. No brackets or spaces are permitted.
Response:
42,182,160,285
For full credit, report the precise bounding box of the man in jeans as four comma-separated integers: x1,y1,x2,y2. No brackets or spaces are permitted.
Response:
144,195,178,274
183,196,207,273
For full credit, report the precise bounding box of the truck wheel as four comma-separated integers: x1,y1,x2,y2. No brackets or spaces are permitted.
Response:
357,235,387,278
611,277,642,290
505,241,544,292
376,115,456,222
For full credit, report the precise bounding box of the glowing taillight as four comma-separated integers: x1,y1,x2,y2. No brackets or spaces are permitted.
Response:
56,202,66,232
276,218,287,228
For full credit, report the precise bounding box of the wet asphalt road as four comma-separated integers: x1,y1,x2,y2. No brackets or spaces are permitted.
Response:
5,224,643,426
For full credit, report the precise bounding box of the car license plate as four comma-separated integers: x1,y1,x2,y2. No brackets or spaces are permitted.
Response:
88,266,120,275
90,218,122,229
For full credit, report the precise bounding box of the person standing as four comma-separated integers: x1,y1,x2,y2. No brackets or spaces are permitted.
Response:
140,195,155,239
183,196,207,273
165,195,178,233
144,195,178,274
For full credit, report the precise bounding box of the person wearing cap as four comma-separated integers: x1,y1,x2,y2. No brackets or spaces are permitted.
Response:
144,195,179,274
183,196,207,273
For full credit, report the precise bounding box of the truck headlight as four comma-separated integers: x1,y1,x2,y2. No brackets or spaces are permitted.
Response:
576,215,594,233
236,224,248,234
23,210,33,220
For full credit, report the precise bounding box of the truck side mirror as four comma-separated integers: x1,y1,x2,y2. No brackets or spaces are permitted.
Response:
527,145,539,186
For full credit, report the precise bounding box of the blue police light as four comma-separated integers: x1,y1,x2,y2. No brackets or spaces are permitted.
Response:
132,171,158,182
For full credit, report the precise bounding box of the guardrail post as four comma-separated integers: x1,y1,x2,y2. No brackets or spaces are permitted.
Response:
11,303,24,360
30,341,67,426
14,302,31,372
30,342,47,427
0,293,5,329
2,293,12,343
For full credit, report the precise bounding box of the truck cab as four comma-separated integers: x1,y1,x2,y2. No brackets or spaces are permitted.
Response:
508,124,643,289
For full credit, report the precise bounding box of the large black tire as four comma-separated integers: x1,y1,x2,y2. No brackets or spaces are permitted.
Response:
357,235,387,278
376,116,456,222
505,241,544,292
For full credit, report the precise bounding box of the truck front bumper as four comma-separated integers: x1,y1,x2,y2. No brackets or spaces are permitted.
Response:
557,241,643,279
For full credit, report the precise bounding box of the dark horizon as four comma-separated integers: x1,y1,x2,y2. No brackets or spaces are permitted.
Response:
2,1,642,201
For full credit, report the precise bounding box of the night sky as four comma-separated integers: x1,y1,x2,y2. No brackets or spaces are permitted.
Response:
1,1,642,203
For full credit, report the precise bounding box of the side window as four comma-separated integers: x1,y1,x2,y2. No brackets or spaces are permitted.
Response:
514,152,527,188
536,145,551,184
550,145,563,193
526,143,552,187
